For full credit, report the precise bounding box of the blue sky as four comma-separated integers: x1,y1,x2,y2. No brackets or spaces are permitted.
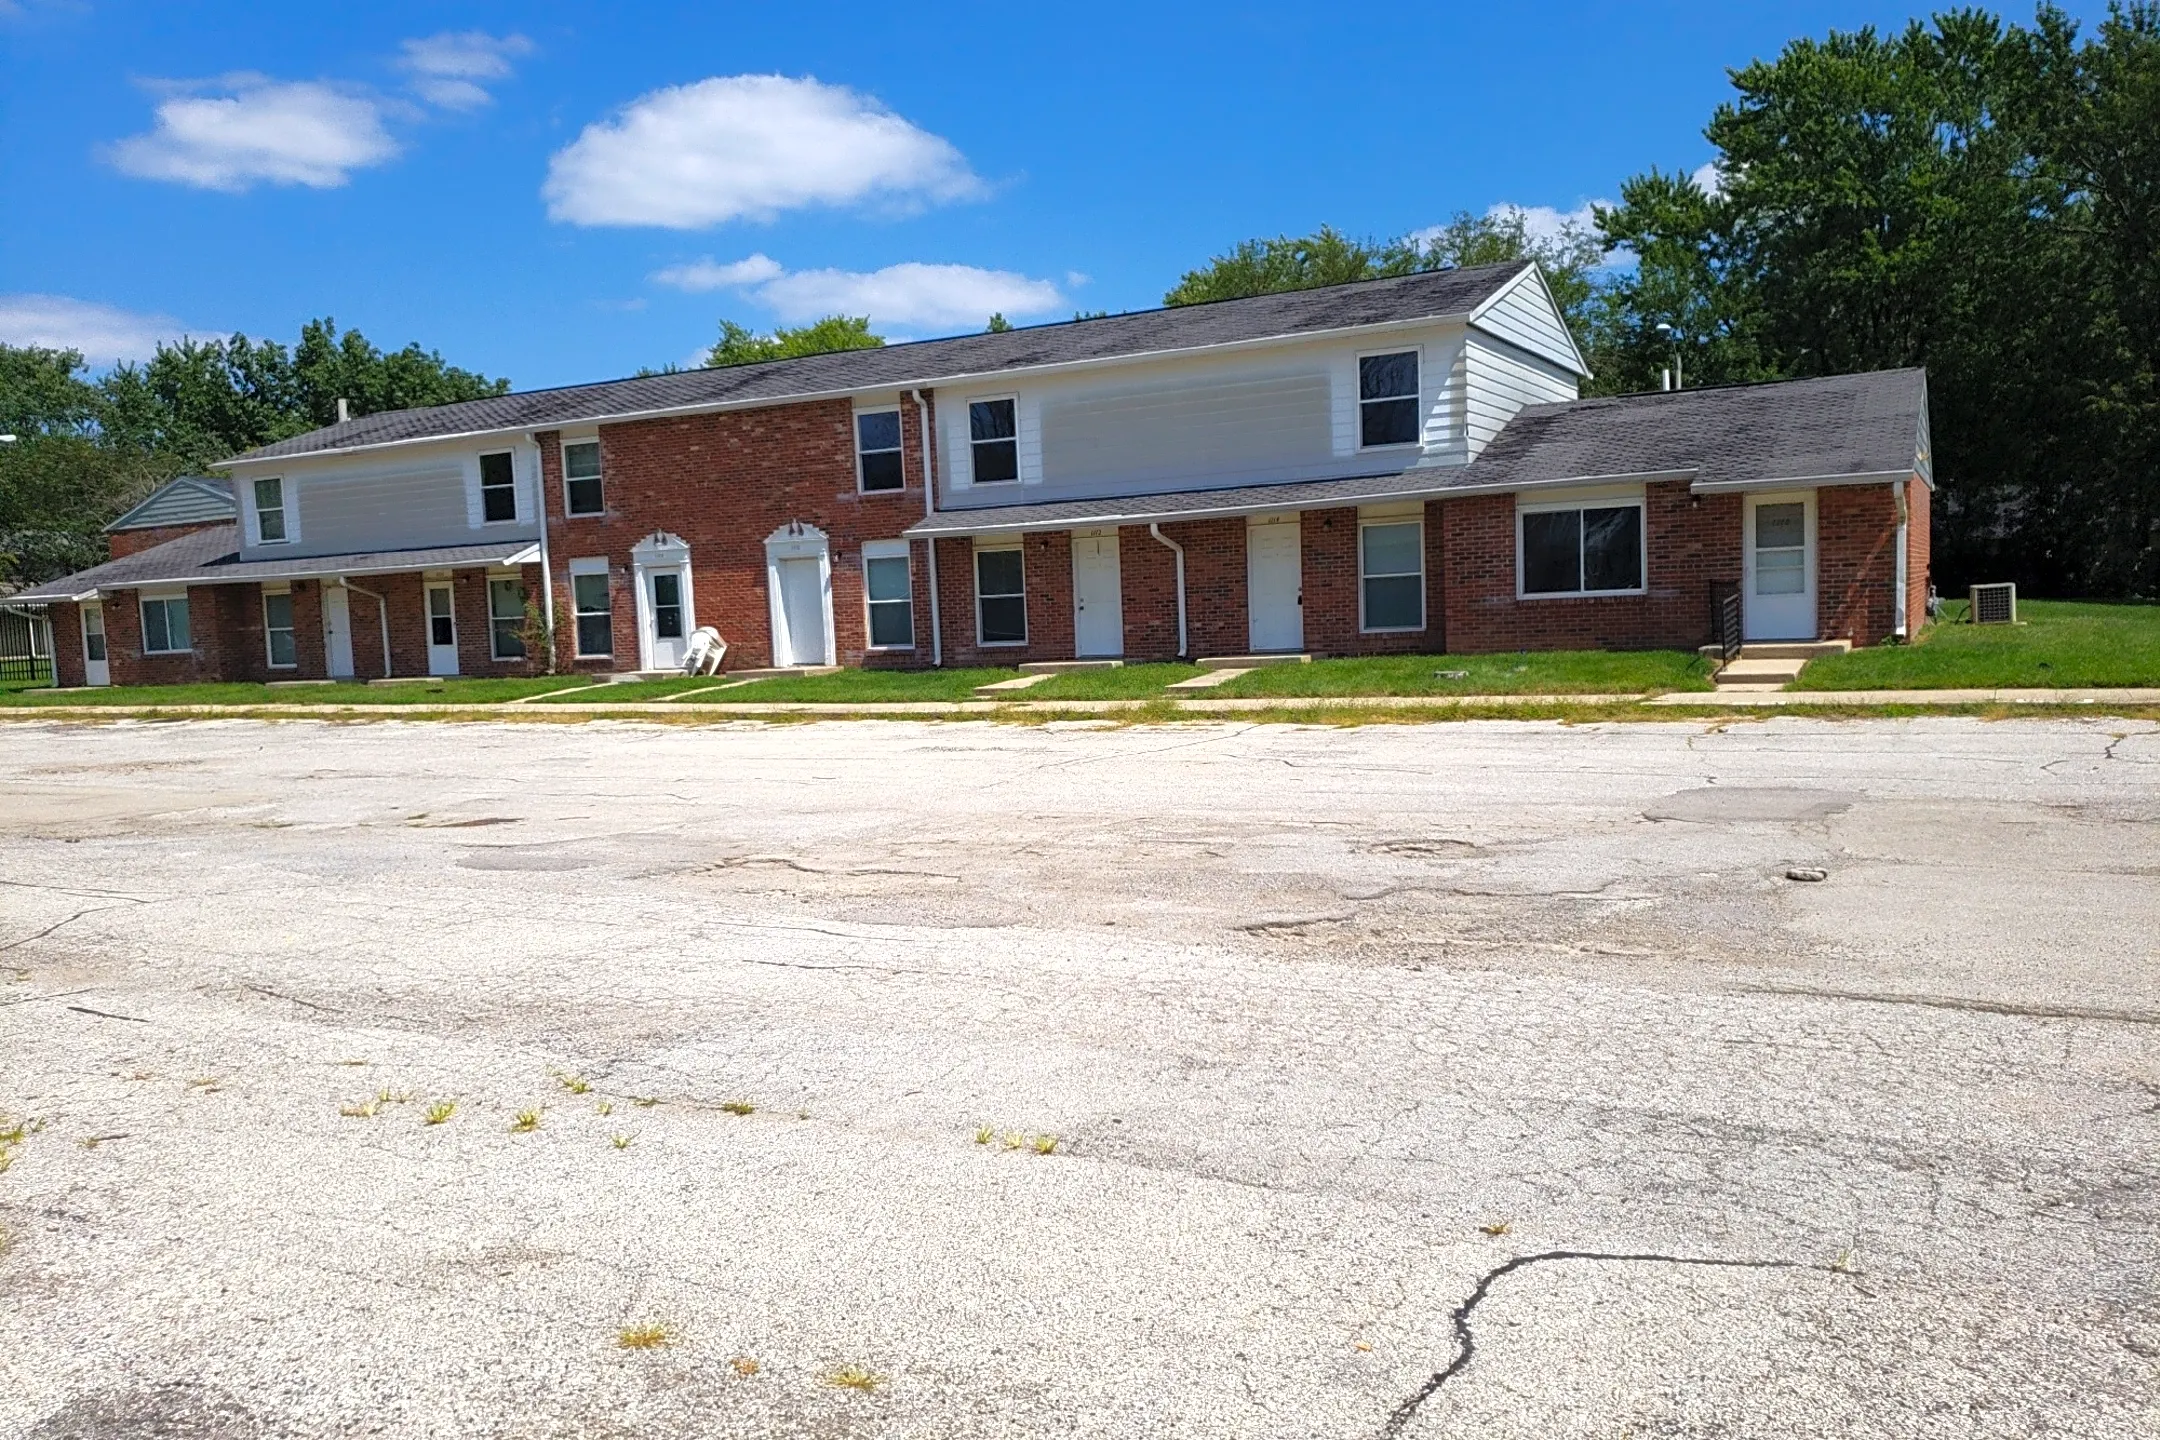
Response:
0,1,2108,390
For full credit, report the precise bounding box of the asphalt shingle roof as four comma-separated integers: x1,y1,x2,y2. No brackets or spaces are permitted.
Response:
227,263,1537,464
9,528,537,603
1430,368,1929,493
904,470,1439,536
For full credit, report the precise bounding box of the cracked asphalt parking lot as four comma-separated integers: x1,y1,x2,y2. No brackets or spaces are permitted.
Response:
2,715,2157,1439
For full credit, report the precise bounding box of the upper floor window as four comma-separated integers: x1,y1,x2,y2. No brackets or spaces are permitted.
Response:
855,410,905,493
1359,351,1421,448
140,594,191,654
969,398,1019,484
563,440,604,516
480,452,517,523
253,477,288,543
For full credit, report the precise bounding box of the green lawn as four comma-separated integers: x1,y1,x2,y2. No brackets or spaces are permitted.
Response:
1,675,601,707
530,674,748,703
1795,599,2160,689
697,667,1016,703
1215,649,1714,698
1022,663,1205,700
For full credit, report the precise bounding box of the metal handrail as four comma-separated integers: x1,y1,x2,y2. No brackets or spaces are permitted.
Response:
1708,581,1743,664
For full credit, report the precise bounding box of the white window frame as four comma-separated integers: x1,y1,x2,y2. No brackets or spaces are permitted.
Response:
973,540,1028,647
488,574,528,662
139,591,191,655
853,407,906,495
861,539,915,651
478,450,519,526
250,476,293,546
561,437,604,517
261,585,297,669
1515,494,1650,600
1355,346,1423,452
966,394,1021,486
1357,516,1426,633
568,557,613,659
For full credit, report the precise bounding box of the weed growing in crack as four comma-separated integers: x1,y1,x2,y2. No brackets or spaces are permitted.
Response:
617,1323,672,1349
0,1117,42,1173
334,1058,369,1067
594,1100,613,1117
553,1071,591,1095
1001,1132,1024,1150
339,1098,380,1119
1478,1220,1512,1237
1031,1134,1058,1155
632,1096,660,1109
720,1100,754,1116
1832,1246,1862,1274
730,1357,759,1377
423,1101,456,1126
974,1126,993,1145
510,1109,542,1133
611,1134,633,1150
377,1088,415,1106
825,1365,883,1392
187,1077,222,1092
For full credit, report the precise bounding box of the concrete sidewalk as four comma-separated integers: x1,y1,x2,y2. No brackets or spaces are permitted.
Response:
1649,686,2160,707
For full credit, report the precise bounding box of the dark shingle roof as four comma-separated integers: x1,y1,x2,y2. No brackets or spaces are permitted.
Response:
104,476,235,532
1430,368,1929,493
905,470,1437,536
9,528,537,603
227,263,1537,465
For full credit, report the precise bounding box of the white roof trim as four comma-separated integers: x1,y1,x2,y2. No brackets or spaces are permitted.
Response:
1466,263,1593,379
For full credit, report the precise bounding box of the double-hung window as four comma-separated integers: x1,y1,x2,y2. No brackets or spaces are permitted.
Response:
563,440,604,516
489,578,527,660
262,591,296,667
974,545,1026,644
862,541,914,649
253,477,289,543
855,410,905,493
1519,501,1646,596
479,452,518,524
969,398,1019,484
1358,351,1421,448
570,562,612,657
140,594,191,654
1359,520,1425,631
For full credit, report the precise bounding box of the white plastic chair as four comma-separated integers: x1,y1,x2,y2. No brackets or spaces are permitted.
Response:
682,626,727,675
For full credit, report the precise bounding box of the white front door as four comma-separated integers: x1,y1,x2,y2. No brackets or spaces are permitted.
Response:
1247,514,1304,652
1072,531,1124,658
80,603,109,687
1743,492,1817,641
424,582,460,676
776,556,829,666
643,565,690,671
322,586,355,678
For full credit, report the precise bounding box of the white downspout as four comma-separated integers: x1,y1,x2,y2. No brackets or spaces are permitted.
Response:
529,434,557,671
1149,523,1187,659
1893,480,1910,639
341,578,393,678
911,389,942,667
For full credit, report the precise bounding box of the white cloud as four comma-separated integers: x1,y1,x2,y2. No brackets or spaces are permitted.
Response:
105,75,398,191
654,254,1063,330
0,294,199,365
1484,201,1608,244
543,74,983,228
652,254,787,290
1691,160,1725,197
398,31,534,110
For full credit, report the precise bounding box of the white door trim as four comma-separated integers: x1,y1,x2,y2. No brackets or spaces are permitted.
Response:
423,580,460,676
1246,512,1304,652
1071,528,1124,658
1742,490,1818,642
763,522,834,667
631,531,696,672
80,602,109,687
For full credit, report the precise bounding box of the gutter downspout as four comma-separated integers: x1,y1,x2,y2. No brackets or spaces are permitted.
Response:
529,435,558,671
1893,479,1910,639
341,577,393,678
911,389,942,667
1149,523,1188,659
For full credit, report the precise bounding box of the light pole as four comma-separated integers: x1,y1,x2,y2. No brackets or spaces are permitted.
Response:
1655,323,1682,390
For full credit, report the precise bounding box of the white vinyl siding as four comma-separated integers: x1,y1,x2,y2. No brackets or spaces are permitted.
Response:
1470,268,1590,377
1465,335,1580,459
234,440,542,559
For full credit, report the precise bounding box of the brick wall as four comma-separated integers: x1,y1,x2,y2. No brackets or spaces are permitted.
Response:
1440,480,1743,653
49,602,84,687
1118,526,1182,660
101,587,224,685
1163,517,1248,658
537,395,930,672
1819,483,1903,646
107,522,226,559
1298,506,1446,656
1906,477,1932,635
932,531,1079,667
448,567,542,676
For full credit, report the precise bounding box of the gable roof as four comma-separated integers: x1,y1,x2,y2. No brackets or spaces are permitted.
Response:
104,476,236,532
225,262,1544,466
8,525,541,604
1425,368,1931,495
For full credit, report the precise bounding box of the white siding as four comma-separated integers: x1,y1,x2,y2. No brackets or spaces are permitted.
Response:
236,438,542,560
1470,269,1587,377
1464,335,1580,459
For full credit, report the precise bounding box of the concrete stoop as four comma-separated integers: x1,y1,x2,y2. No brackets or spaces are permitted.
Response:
1711,641,1851,691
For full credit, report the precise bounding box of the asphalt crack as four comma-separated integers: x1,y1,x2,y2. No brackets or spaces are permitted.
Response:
1379,1249,1834,1437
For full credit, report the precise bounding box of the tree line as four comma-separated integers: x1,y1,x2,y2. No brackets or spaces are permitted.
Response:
3,5,2152,595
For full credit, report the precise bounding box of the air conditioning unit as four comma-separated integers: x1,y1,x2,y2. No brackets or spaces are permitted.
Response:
1969,582,2017,625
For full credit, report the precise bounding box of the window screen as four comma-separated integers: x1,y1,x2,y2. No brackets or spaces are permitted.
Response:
865,554,913,647
1360,521,1424,630
975,547,1026,643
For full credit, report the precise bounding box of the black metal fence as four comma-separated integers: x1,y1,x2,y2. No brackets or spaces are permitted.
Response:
0,607,53,684
1707,580,1743,664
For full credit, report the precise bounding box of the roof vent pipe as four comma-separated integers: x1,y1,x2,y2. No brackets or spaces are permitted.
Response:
336,397,351,423
1661,368,1672,393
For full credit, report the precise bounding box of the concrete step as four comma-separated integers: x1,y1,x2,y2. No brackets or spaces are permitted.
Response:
1197,653,1310,670
1713,657,1807,688
1167,667,1250,691
974,672,1056,696
1739,640,1851,661
718,665,842,680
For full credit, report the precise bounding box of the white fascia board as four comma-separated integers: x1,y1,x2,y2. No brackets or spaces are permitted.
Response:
214,313,1489,470
1466,263,1593,378
89,546,542,591
1420,468,1699,500
1688,469,1913,494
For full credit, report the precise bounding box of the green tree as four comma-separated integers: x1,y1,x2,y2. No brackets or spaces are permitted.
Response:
705,315,885,367
985,313,1014,333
